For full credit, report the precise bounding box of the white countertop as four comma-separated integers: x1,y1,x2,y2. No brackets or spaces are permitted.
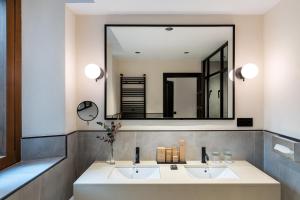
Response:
74,160,279,185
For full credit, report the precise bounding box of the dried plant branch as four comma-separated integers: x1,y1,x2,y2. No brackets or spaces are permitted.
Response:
96,121,121,144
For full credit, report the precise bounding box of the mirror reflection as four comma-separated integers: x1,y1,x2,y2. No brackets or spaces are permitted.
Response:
105,25,234,119
77,101,99,122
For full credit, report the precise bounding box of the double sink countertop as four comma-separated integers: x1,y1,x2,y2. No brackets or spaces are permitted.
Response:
74,161,279,185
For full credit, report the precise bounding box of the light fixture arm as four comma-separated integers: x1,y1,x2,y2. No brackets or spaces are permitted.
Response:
95,68,105,82
235,67,245,81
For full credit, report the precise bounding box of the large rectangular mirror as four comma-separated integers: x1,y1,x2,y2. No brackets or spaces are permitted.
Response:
105,25,235,120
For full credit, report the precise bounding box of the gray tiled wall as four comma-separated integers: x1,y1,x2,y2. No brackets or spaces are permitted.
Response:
14,130,300,200
263,131,300,200
77,130,264,174
21,136,66,161
7,133,78,200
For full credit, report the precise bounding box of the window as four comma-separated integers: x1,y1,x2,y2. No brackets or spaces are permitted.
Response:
0,0,21,170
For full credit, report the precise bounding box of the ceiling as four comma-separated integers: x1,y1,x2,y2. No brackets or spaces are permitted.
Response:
107,26,232,60
67,0,280,15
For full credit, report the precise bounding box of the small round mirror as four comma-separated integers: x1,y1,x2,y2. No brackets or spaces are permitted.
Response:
77,101,99,122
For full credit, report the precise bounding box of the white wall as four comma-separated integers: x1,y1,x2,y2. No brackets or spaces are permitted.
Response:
65,7,77,133
22,0,66,136
75,15,264,130
22,1,300,137
169,78,197,118
22,2,265,134
264,0,300,139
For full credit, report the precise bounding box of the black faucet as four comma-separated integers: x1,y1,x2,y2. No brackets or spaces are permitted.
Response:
201,147,209,164
135,147,140,164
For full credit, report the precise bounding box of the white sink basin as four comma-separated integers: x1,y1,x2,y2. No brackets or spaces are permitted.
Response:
109,165,160,179
184,165,239,179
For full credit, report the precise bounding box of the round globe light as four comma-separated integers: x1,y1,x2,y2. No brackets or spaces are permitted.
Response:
84,64,101,79
241,63,258,79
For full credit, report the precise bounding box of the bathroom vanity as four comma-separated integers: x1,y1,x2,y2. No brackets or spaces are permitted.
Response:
74,161,280,200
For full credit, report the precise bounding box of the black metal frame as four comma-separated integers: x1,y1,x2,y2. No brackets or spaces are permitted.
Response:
104,24,235,120
203,42,229,119
76,101,99,122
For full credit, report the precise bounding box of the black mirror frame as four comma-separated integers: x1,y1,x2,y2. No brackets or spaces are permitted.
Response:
104,24,235,120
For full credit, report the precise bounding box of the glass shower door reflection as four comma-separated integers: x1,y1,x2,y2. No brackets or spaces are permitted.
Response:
208,51,221,118
208,74,220,118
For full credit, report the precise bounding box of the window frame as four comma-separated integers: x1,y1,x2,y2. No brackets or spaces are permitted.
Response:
0,0,21,170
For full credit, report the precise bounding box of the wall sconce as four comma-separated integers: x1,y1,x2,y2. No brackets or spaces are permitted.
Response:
230,63,259,81
84,64,104,82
